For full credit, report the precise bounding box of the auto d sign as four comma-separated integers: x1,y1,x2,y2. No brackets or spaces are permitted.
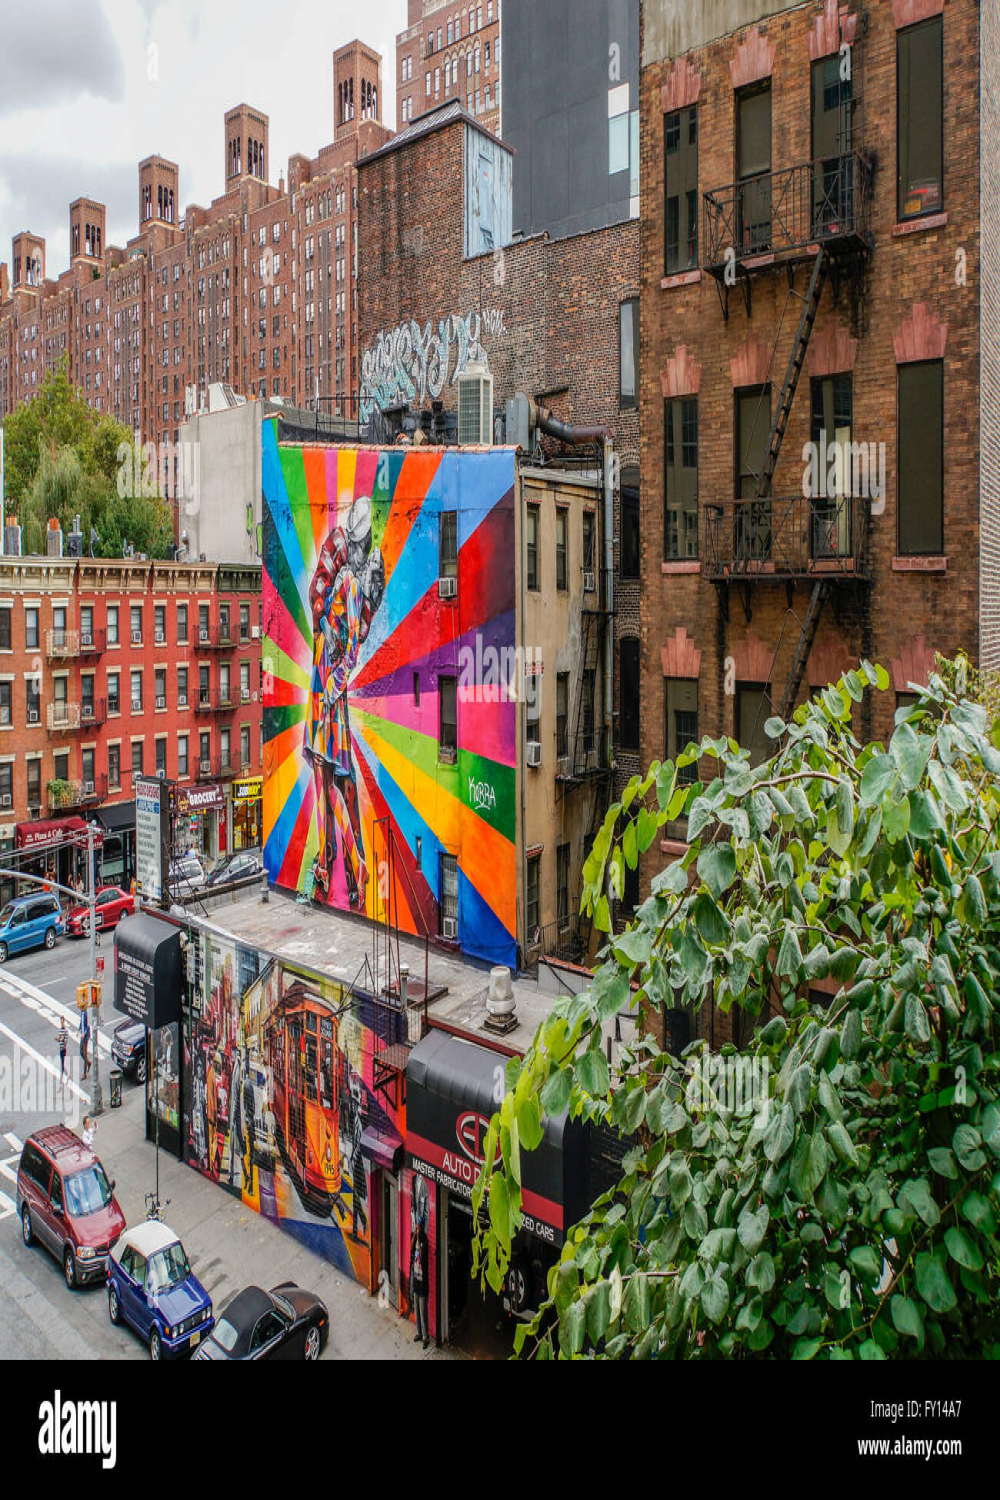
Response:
456,1111,501,1169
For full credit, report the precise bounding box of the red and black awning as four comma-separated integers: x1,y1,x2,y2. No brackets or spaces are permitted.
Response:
15,816,103,854
405,1030,588,1247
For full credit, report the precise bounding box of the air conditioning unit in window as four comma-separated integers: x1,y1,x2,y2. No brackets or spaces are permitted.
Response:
583,571,596,593
0,794,11,808
155,632,166,645
200,758,211,774
526,741,542,768
438,576,458,600
82,705,93,719
157,768,166,780
156,695,166,709
132,697,142,712
199,628,210,643
27,710,39,724
442,916,458,940
131,630,142,644
457,364,493,445
242,688,251,703
178,695,188,707
81,632,93,648
252,625,260,640
84,780,95,795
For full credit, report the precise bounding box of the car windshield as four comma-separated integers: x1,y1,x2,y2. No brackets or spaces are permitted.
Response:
0,902,19,925
213,1318,240,1352
64,1165,113,1217
146,1242,192,1292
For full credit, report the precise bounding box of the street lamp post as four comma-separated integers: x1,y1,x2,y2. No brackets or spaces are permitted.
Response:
88,822,103,1116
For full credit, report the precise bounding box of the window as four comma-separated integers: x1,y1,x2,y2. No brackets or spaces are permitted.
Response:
897,18,943,220
582,671,596,754
155,668,166,708
665,400,699,560
178,666,188,706
200,731,210,770
0,609,10,651
620,639,640,751
737,84,772,253
898,361,943,555
737,683,773,768
526,504,539,590
199,665,210,707
557,844,570,930
131,670,142,711
619,298,639,409
736,386,772,559
54,751,69,782
80,606,93,647
220,604,231,642
440,511,458,579
440,853,459,932
155,604,166,643
621,474,641,577
26,678,40,722
0,682,10,726
811,55,853,231
107,672,120,715
107,606,118,646
810,374,853,558
241,661,250,701
82,748,95,787
108,744,120,789
555,510,568,591
526,855,540,940
241,724,251,767
666,680,699,794
665,106,698,273
439,675,458,757
178,734,188,779
199,603,210,642
177,603,188,643
27,759,41,806
240,603,250,641
527,691,540,747
131,740,144,777
25,608,38,651
82,674,95,717
556,673,569,758
155,739,167,776
130,605,142,643
582,511,596,576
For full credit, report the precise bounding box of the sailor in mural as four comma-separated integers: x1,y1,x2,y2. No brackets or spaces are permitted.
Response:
305,497,386,910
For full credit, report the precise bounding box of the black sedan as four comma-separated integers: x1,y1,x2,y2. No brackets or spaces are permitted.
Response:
192,1283,328,1361
111,1018,147,1084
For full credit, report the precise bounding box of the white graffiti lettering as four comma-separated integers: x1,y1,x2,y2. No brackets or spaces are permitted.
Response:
359,311,490,422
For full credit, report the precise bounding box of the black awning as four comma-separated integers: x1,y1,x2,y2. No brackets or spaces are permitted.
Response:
406,1030,585,1247
99,801,137,834
114,912,182,1029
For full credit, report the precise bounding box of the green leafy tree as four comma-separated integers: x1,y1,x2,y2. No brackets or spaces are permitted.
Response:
473,663,1000,1359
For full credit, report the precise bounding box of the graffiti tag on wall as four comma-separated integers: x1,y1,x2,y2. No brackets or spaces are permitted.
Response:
359,311,490,422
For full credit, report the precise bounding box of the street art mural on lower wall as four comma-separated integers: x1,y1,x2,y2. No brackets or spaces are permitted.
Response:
182,929,406,1285
262,422,518,968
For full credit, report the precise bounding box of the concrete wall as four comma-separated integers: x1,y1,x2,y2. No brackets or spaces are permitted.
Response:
643,0,805,64
179,401,262,565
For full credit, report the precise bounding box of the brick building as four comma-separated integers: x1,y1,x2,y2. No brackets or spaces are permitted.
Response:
0,551,262,902
357,98,641,928
396,0,502,135
641,0,996,931
0,39,392,502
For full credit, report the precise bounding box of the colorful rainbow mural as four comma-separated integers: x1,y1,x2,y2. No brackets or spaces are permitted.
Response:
262,420,518,968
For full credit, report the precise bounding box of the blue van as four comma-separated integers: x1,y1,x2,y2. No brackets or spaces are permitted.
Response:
0,893,64,961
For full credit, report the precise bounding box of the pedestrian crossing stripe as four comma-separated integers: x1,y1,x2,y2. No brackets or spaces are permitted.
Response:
0,1189,15,1221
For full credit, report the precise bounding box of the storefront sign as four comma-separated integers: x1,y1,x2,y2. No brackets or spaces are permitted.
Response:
176,784,225,814
233,777,262,802
114,912,182,1028
135,779,169,902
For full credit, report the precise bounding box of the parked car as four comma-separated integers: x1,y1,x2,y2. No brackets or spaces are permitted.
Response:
207,851,263,888
169,855,206,895
16,1125,126,1289
0,893,64,963
65,885,135,938
111,1018,148,1084
107,1222,214,1360
192,1283,328,1361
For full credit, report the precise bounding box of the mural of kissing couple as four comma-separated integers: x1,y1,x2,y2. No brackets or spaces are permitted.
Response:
263,422,518,968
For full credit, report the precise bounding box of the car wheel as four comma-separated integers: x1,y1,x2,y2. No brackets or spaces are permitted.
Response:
149,1325,162,1361
136,1056,147,1085
108,1283,121,1325
304,1326,321,1361
0,942,8,963
45,927,56,950
21,1205,34,1246
64,1247,77,1290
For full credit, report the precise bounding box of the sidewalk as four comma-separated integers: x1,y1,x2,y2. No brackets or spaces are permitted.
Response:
93,1084,445,1361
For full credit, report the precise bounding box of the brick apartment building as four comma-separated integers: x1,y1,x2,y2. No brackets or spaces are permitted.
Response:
0,40,392,496
640,0,997,932
396,0,502,135
0,549,262,903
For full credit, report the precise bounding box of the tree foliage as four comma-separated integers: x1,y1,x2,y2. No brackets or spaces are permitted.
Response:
472,663,1000,1359
1,359,173,558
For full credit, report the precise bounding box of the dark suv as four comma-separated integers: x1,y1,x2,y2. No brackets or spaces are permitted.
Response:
111,1018,148,1083
16,1126,127,1289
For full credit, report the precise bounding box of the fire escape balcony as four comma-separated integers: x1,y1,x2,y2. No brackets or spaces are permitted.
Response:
45,628,107,659
47,701,81,732
195,690,237,715
703,153,872,315
704,496,871,588
197,754,235,782
196,625,236,652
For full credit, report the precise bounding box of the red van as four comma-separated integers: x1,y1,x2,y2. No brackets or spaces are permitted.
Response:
16,1125,126,1289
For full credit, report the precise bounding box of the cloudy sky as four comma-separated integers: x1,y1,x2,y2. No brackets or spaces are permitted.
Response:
0,0,405,275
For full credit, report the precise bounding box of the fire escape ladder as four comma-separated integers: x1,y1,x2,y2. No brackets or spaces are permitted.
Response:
781,580,829,721
570,607,604,779
754,246,829,503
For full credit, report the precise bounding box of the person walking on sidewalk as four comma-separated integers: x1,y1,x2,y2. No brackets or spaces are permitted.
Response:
79,1016,91,1082
410,1212,430,1350
57,1021,69,1084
